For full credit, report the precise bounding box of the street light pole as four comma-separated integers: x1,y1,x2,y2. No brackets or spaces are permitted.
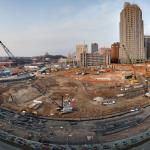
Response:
67,134,72,145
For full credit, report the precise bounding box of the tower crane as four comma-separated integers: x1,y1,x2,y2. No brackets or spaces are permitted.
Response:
122,45,149,92
122,45,138,83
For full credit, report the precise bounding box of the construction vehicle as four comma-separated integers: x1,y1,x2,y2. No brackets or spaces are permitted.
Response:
122,45,149,95
122,45,138,84
61,100,73,114
33,84,74,114
144,63,149,93
75,67,88,76
144,62,149,78
33,84,63,109
144,91,150,98
80,65,88,75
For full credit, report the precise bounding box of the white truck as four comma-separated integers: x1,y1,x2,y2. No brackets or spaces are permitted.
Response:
144,92,150,98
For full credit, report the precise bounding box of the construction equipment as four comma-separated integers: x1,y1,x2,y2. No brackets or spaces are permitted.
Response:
33,84,75,114
0,41,16,63
33,84,63,110
144,62,148,78
144,62,149,93
144,91,150,98
0,41,25,65
122,45,138,84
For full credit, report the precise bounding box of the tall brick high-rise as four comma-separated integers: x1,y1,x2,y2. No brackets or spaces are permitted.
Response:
119,2,145,63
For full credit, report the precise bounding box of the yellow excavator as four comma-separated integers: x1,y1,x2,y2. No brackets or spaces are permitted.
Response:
122,45,139,84
144,62,148,78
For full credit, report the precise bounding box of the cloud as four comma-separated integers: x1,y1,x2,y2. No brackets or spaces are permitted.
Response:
0,0,149,56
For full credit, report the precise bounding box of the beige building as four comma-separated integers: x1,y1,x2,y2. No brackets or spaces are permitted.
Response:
80,52,105,67
80,51,111,67
119,2,145,63
99,48,111,55
99,48,111,65
76,44,88,62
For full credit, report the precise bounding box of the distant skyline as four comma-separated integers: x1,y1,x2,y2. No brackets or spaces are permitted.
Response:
0,0,150,56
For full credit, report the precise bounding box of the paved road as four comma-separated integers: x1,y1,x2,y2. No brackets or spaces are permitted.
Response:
0,106,150,145
130,140,150,150
0,141,22,150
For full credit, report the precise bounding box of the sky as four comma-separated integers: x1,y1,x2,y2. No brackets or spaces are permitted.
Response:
0,0,150,57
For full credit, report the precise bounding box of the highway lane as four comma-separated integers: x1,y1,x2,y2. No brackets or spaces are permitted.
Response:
130,140,150,150
0,141,22,150
0,106,149,145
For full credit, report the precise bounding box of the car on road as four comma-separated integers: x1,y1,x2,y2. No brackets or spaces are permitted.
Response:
103,144,111,149
122,141,128,146
130,108,139,112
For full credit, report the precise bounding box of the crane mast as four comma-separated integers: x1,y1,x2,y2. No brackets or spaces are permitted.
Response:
122,45,136,80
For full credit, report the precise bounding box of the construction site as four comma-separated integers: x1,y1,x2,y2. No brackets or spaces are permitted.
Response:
0,64,150,119
0,41,150,149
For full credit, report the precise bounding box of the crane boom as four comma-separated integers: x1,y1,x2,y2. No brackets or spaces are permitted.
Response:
0,41,17,63
0,41,15,59
33,84,63,109
122,45,136,80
